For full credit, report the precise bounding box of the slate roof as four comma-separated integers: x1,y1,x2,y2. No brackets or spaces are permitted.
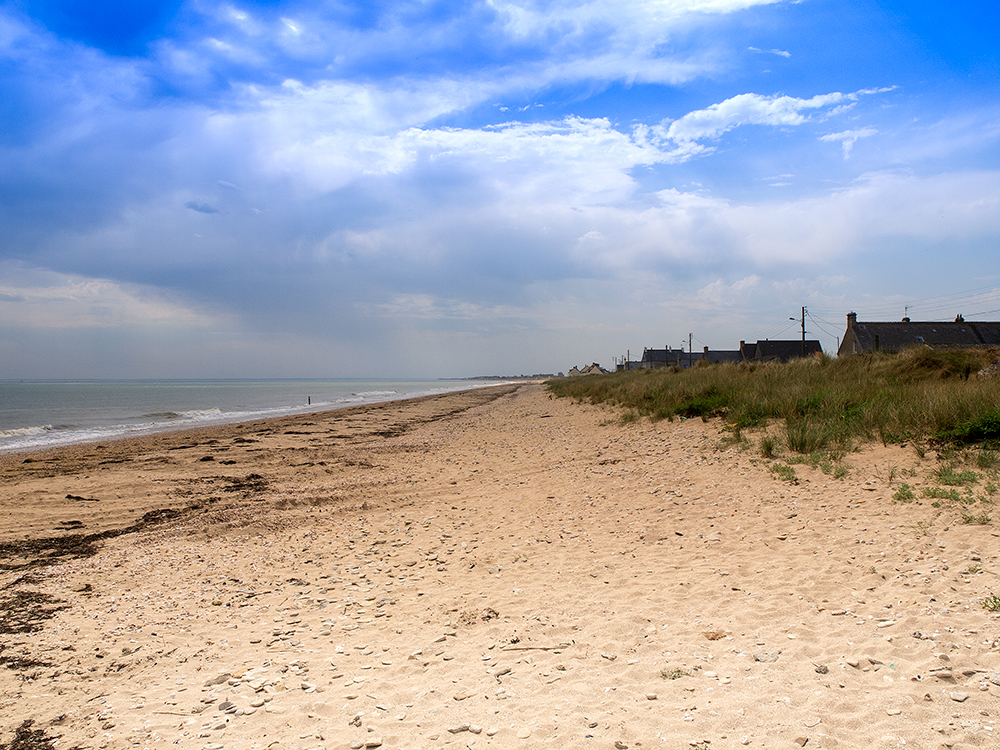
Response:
702,350,744,364
841,320,1000,354
753,340,823,362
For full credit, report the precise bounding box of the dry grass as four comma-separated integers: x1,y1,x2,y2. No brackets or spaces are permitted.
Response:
547,347,1000,451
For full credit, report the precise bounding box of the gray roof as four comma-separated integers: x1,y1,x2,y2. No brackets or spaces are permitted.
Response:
702,350,744,364
754,340,823,362
842,320,1000,354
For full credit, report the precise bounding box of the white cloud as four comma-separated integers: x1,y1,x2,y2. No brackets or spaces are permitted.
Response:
0,263,224,329
660,91,850,144
820,127,877,158
749,46,791,57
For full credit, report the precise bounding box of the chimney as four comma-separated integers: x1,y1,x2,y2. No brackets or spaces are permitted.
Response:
703,346,709,354
847,312,857,326
902,316,910,323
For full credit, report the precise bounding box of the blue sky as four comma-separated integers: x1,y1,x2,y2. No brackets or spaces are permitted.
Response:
1,0,999,378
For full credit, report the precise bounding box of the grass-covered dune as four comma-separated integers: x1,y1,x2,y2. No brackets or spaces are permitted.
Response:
547,347,1000,451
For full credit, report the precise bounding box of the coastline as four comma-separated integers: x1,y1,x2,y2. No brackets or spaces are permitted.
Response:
0,379,517,455
1,382,998,749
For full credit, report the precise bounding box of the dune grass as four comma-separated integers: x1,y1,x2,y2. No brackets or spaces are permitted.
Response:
546,347,1000,452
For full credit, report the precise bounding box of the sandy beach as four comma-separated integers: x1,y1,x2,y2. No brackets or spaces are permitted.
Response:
1,382,998,750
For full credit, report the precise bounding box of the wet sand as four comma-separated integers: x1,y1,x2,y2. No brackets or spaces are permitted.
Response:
1,382,998,750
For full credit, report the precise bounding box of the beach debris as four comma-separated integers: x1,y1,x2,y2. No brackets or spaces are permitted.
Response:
65,494,99,502
753,652,778,663
950,691,970,702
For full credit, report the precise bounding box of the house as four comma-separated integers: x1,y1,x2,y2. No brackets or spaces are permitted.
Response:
700,346,743,364
639,347,685,369
568,363,609,376
752,339,823,362
739,341,757,360
838,313,1000,355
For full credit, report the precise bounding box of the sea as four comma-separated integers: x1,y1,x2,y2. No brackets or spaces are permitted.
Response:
0,379,501,454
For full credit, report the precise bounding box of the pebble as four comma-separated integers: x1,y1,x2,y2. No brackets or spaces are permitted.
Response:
365,740,382,748
486,728,499,737
803,718,820,728
753,652,778,663
887,708,901,716
646,693,657,700
469,725,483,734
448,725,469,734
794,738,808,747
950,692,970,702
517,728,531,739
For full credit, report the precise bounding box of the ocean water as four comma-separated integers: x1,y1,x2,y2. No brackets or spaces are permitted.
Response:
0,379,496,453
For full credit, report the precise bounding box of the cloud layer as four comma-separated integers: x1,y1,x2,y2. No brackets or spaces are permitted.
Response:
1,1,999,377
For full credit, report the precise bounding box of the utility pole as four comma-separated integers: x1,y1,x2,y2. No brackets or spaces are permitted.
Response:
688,333,692,369
801,306,806,357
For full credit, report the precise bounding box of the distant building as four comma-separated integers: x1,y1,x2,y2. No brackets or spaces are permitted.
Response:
568,363,609,376
700,346,743,364
838,312,1000,355
752,339,823,362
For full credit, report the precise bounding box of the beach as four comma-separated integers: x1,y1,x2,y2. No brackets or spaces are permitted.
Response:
1,382,998,750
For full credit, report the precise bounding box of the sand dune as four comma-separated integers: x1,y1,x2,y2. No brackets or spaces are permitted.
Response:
1,383,998,750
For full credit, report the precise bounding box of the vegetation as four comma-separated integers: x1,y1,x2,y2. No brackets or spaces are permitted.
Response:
660,667,690,680
547,347,1000,450
892,483,916,503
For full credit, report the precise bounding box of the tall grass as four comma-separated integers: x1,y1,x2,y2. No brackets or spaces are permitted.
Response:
546,348,1000,451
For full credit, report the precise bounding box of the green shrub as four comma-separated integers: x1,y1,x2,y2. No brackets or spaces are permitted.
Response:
922,486,962,502
892,483,916,503
936,464,978,486
770,463,797,482
785,420,829,454
759,434,778,458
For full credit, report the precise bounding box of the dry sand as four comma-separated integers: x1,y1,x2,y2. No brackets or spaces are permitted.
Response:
1,382,998,750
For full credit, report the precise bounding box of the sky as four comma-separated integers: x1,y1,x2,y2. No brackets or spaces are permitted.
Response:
1,0,999,378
